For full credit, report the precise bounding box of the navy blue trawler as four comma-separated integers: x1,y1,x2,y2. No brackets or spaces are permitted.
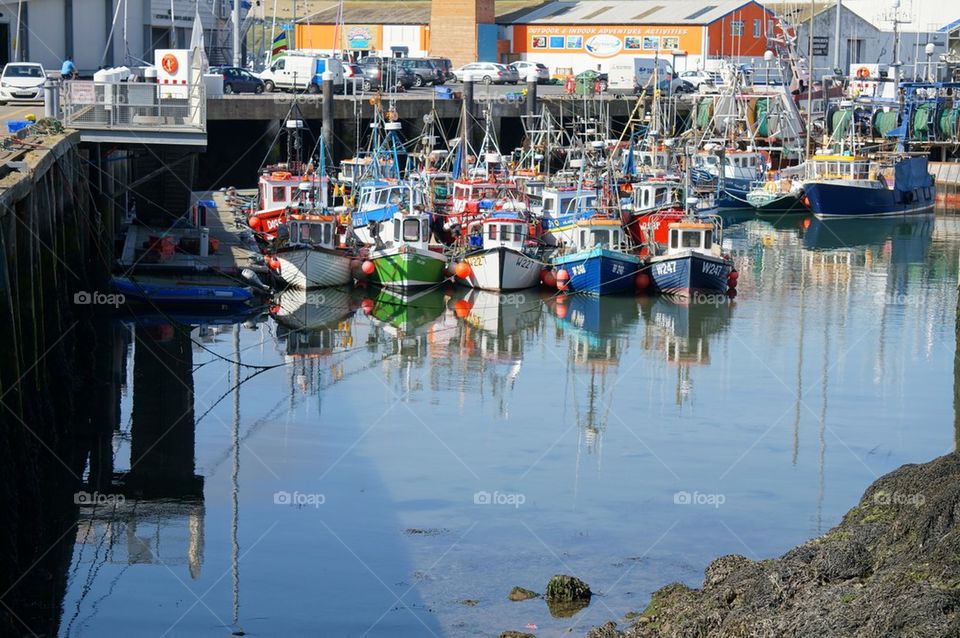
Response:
644,216,734,297
803,153,935,219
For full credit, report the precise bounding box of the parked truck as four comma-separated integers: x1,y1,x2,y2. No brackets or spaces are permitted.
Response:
608,57,680,94
259,52,345,93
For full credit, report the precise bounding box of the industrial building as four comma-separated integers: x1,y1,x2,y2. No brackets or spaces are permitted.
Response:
295,0,777,73
772,0,960,80
0,0,244,72
502,0,777,74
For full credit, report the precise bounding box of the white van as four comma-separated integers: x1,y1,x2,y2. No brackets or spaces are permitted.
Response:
608,58,680,94
259,53,345,93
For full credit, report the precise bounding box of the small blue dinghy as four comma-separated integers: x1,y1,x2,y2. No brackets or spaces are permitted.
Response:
111,276,254,306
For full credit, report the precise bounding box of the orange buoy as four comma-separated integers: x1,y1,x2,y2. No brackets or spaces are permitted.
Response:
802,196,811,209
361,298,375,314
269,304,281,315
453,299,473,318
249,216,261,231
541,269,557,288
361,260,376,275
556,269,570,292
555,298,568,319
454,262,472,279
635,272,651,290
267,256,281,271
802,217,811,230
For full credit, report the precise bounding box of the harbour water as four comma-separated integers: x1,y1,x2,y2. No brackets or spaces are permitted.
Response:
55,212,959,636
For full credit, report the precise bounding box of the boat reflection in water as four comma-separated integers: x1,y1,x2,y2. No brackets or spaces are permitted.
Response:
803,214,934,257
639,295,734,405
546,294,642,469
449,288,544,414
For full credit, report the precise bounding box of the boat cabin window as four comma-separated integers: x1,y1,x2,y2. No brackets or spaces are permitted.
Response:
292,222,332,246
422,221,430,242
488,225,497,240
272,186,287,202
394,221,401,242
579,228,620,248
672,228,711,250
403,218,422,242
543,197,555,213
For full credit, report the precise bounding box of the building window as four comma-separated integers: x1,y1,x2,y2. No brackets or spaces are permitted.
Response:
731,20,744,37
753,19,762,38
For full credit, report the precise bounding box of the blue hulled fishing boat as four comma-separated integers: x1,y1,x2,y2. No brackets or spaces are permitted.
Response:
551,218,640,296
644,217,734,297
803,154,935,219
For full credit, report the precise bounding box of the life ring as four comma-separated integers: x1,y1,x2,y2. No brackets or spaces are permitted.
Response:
161,53,179,75
856,67,870,79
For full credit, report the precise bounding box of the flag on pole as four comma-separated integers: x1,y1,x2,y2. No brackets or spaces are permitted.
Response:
271,30,288,62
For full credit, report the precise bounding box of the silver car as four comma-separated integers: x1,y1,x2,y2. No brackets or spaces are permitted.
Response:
510,61,550,84
454,62,518,85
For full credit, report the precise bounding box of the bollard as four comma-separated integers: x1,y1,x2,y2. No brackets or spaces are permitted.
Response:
44,79,60,119
199,227,210,258
322,70,334,160
526,69,538,117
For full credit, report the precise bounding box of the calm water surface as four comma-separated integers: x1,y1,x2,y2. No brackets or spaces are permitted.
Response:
62,213,960,637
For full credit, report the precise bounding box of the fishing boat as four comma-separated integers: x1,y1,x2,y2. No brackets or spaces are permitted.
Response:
271,214,353,289
690,149,767,209
644,216,734,296
802,153,935,219
550,218,640,296
453,214,544,291
359,204,446,289
746,167,807,215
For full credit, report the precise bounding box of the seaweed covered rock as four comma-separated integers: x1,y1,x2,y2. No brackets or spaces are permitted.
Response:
588,453,960,637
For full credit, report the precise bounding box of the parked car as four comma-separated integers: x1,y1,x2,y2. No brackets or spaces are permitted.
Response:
0,62,46,104
454,62,518,85
258,53,345,93
425,57,455,81
679,70,723,88
400,58,444,87
509,61,550,84
358,57,415,91
212,66,264,94
675,79,697,94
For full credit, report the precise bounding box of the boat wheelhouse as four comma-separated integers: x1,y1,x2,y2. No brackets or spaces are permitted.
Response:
349,180,423,245
249,170,327,238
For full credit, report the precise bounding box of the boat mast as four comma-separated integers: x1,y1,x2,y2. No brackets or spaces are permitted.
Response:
805,0,814,157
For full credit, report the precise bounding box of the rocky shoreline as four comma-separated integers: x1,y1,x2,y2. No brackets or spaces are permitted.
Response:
587,452,960,638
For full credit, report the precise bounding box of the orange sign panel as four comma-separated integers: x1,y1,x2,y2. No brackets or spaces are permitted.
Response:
513,25,703,57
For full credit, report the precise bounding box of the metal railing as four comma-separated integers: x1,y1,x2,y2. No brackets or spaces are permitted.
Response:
61,80,206,133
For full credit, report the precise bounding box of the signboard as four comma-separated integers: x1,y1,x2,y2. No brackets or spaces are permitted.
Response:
70,81,95,105
155,49,192,99
812,36,829,57
513,25,703,57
